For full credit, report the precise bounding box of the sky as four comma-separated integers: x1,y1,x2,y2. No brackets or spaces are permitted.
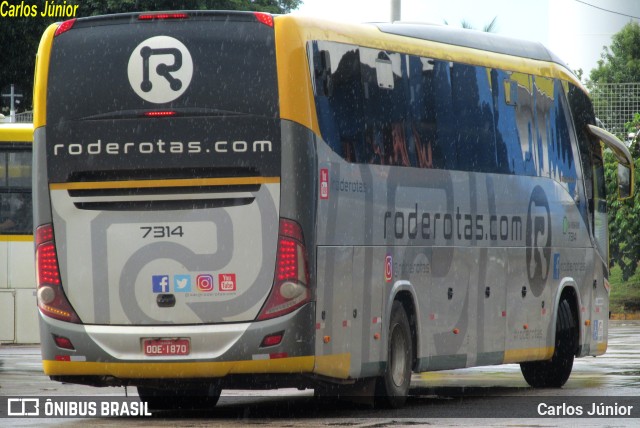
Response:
292,0,640,78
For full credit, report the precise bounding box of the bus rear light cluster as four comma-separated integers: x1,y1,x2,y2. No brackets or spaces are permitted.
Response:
257,219,310,321
35,224,81,324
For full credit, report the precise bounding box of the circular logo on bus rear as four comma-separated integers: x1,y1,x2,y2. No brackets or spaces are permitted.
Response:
127,36,193,104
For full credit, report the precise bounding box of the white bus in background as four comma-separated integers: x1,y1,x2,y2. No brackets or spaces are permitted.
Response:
0,123,38,344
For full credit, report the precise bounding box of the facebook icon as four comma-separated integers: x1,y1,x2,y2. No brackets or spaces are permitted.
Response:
152,275,170,293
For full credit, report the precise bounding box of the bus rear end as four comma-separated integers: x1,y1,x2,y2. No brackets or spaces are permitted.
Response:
33,11,314,402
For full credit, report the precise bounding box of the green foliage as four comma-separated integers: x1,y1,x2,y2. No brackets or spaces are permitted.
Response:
609,265,640,313
590,22,640,84
0,0,301,112
605,136,640,281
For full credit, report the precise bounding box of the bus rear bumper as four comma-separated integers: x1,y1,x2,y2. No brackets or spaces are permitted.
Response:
39,303,315,381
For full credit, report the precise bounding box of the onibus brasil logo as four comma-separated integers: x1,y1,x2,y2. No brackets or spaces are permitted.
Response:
127,36,193,104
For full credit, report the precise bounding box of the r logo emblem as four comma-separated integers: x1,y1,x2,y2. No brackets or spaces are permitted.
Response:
526,186,551,297
128,36,193,104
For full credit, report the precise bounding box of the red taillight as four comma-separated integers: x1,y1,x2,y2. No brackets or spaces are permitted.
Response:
257,219,310,321
35,224,81,324
37,243,61,285
254,12,274,27
54,19,76,37
138,13,189,20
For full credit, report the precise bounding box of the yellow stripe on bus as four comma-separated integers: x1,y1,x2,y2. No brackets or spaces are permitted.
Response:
43,356,315,378
49,177,281,191
503,346,554,364
34,24,58,129
0,124,33,142
313,353,351,379
0,235,33,242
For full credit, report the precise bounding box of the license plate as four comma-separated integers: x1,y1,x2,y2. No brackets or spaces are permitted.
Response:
143,338,190,356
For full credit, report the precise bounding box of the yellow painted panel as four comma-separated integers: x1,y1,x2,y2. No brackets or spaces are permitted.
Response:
0,235,33,242
503,346,554,364
43,356,315,378
0,124,33,142
313,353,351,379
34,24,58,129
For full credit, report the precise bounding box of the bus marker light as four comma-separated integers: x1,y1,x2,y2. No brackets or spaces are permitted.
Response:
374,333,381,340
523,324,529,330
53,335,75,350
54,19,76,37
138,13,189,20
55,355,71,362
260,332,284,348
254,12,274,27
323,336,331,344
502,311,507,317
585,320,591,326
143,111,177,117
453,328,460,335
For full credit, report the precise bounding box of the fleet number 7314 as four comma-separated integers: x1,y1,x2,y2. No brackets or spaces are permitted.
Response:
140,225,184,239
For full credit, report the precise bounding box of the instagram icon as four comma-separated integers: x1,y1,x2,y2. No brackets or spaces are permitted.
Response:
196,274,214,292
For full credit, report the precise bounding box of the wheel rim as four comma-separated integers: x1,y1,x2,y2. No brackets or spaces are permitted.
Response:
389,323,407,387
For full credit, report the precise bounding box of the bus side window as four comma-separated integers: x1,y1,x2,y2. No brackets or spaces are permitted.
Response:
0,149,32,235
311,41,365,161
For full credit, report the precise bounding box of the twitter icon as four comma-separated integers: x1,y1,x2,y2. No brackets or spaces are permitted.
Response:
174,274,192,292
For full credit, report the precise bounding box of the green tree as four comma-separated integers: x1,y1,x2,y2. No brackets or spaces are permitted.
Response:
605,147,640,281
587,22,640,281
590,22,640,85
0,0,301,113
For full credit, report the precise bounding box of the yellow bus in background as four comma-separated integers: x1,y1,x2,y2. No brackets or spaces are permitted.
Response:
0,122,38,344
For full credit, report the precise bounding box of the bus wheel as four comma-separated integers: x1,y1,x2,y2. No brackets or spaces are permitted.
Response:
375,301,413,408
520,298,577,388
137,383,221,411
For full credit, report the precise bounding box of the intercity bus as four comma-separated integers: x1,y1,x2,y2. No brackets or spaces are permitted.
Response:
33,11,633,408
0,123,37,344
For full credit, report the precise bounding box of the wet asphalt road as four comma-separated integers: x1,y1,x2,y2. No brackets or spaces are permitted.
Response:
0,320,638,427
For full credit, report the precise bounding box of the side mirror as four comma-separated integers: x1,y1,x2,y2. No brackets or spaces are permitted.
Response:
618,163,633,200
587,124,634,201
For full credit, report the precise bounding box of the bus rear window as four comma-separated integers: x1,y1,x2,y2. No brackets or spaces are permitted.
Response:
47,14,278,123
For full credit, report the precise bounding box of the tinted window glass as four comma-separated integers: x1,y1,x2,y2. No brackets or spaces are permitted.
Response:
0,146,32,235
48,15,278,122
311,40,580,187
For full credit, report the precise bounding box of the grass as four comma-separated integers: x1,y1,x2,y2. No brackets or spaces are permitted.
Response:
609,265,640,314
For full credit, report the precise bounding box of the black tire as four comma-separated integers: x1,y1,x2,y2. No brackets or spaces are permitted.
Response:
520,298,577,388
375,301,413,408
137,382,221,411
